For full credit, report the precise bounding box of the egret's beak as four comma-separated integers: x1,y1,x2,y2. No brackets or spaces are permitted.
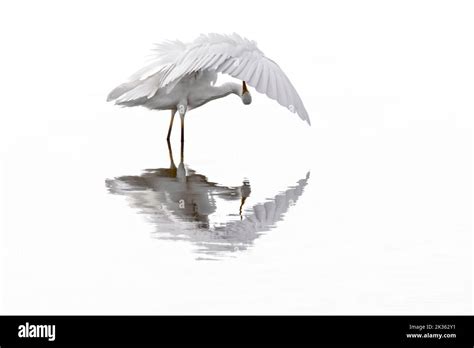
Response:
242,81,249,95
241,81,252,105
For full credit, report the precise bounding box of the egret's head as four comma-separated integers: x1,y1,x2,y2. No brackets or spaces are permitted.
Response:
241,81,252,105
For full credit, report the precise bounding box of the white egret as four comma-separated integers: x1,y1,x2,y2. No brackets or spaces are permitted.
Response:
107,33,310,142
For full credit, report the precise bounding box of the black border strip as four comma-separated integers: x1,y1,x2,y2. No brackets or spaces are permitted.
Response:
0,315,472,346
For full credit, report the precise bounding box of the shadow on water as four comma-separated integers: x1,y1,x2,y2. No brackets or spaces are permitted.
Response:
105,141,310,260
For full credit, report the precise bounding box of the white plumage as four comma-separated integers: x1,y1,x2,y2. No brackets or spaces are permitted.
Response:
107,33,310,141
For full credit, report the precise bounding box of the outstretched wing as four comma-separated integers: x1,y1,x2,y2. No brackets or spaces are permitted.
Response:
163,33,310,124
107,40,187,104
108,33,310,125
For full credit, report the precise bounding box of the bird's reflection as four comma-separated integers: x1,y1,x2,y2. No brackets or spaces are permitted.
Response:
105,141,310,259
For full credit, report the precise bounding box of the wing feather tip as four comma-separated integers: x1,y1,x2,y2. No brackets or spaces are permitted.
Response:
106,90,119,102
301,111,311,126
297,108,311,126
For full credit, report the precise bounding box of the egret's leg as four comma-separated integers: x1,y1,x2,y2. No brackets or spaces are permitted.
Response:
177,104,187,161
167,138,176,169
166,110,176,141
180,114,185,144
180,113,185,161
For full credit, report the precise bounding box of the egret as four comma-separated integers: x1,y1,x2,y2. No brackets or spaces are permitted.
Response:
107,33,310,142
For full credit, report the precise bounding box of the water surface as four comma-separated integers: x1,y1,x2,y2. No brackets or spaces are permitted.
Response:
106,141,310,259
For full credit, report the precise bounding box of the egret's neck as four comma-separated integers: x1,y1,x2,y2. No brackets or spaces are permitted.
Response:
190,82,241,109
211,82,241,100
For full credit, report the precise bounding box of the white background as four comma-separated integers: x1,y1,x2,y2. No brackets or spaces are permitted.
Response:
0,0,472,314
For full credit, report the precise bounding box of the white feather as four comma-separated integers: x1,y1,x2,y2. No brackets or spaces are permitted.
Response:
108,33,310,124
